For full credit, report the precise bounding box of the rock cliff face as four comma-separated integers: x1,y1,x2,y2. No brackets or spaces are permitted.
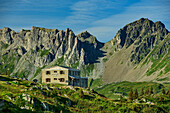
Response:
0,26,104,80
111,18,168,64
0,18,169,83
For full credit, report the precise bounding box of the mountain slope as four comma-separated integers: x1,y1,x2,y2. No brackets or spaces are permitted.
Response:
103,18,169,83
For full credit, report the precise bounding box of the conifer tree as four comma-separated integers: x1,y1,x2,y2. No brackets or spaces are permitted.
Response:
140,88,144,96
145,88,149,95
134,88,138,99
162,88,166,95
149,86,153,95
128,89,133,100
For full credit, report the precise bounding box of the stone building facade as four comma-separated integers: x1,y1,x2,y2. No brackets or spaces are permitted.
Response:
42,66,88,87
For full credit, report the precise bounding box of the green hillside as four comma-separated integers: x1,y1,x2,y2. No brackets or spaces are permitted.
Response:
93,81,170,99
0,75,170,113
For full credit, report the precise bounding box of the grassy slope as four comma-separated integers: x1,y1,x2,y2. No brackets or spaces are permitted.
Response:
0,75,169,113
141,35,170,77
93,81,170,99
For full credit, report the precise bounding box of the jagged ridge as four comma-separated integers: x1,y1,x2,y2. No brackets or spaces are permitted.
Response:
0,18,169,84
0,27,104,80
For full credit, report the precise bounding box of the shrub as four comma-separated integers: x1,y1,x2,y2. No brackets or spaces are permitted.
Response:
79,89,84,98
103,58,108,62
166,89,170,96
40,49,50,57
162,89,166,94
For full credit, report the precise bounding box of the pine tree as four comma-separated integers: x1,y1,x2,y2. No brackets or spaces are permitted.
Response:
140,88,144,96
128,89,133,100
162,88,166,95
149,86,153,95
134,88,138,99
145,88,149,95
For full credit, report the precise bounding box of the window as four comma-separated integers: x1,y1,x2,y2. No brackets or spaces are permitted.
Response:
69,70,71,75
46,78,51,82
60,71,64,74
58,78,65,82
46,71,50,75
54,71,57,73
54,78,57,80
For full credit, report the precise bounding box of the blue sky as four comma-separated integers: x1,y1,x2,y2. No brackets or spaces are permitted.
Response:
0,0,169,42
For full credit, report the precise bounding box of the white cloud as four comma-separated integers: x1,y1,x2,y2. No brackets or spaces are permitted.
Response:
62,0,133,42
64,0,125,24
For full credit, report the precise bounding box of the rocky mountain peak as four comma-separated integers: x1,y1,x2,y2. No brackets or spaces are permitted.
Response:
137,18,153,24
77,31,100,45
2,27,12,33
113,18,169,50
79,31,91,39
20,29,24,32
66,28,72,33
65,28,75,37
154,21,166,29
0,27,14,45
31,26,59,34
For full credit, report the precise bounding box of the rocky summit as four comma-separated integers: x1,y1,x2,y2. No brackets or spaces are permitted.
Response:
0,18,169,84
